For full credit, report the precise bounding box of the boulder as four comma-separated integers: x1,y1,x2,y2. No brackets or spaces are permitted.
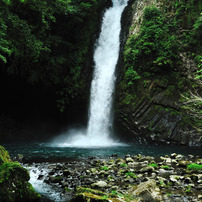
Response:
72,187,117,202
140,166,155,173
169,175,184,183
0,145,40,201
128,162,139,168
158,169,176,178
92,181,108,188
63,169,71,176
126,157,134,163
132,179,162,201
198,195,202,200
176,155,184,160
49,175,63,183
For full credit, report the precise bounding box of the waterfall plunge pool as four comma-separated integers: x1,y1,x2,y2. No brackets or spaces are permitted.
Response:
3,143,202,162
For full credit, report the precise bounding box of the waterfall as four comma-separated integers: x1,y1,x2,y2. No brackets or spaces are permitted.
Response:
53,0,128,147
86,0,128,145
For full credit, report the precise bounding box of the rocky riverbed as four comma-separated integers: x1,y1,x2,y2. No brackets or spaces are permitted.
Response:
21,153,202,202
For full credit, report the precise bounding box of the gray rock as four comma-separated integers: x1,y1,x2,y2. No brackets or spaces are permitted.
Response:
132,179,163,201
126,157,134,163
91,181,108,188
49,175,63,183
128,162,139,168
171,153,177,158
140,166,155,173
63,169,71,176
176,154,184,160
196,174,202,181
158,169,176,178
169,175,184,183
198,195,202,200
165,158,172,165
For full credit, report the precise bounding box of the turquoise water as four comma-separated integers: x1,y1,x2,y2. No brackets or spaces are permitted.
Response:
3,143,202,162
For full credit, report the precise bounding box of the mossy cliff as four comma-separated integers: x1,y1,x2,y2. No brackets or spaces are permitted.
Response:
0,145,40,201
115,0,202,146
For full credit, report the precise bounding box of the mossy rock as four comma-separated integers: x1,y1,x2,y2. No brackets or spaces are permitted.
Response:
71,187,115,202
0,145,40,201
0,145,12,165
0,162,40,201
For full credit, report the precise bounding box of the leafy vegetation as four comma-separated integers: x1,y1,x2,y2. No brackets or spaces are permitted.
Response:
147,163,158,168
101,166,109,171
0,146,11,165
125,172,137,178
120,163,127,167
187,163,202,171
161,165,170,170
0,0,108,112
124,6,179,78
117,0,202,141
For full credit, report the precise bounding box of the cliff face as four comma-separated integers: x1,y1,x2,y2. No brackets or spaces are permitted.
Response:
115,0,202,146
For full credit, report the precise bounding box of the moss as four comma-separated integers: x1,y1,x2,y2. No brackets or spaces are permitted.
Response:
125,172,137,178
120,163,127,167
77,187,105,196
74,193,108,201
0,162,40,201
187,163,202,171
148,164,158,168
73,187,109,201
0,145,12,165
0,145,40,201
73,187,130,202
100,166,109,171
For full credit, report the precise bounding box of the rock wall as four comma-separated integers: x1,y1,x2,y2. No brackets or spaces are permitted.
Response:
114,0,202,146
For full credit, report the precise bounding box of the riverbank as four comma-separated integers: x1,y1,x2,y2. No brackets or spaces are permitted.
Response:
23,153,202,201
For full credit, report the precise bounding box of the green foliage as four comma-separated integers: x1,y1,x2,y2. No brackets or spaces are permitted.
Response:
125,172,137,178
194,55,202,80
147,163,158,168
0,146,11,165
0,18,12,63
184,185,192,193
101,166,109,171
0,162,29,183
124,66,141,87
120,163,127,167
174,0,202,29
124,6,179,74
187,163,202,171
110,190,117,196
161,165,170,170
0,162,40,201
1,0,107,111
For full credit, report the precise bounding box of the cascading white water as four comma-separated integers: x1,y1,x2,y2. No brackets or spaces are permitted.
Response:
86,0,129,145
53,0,128,147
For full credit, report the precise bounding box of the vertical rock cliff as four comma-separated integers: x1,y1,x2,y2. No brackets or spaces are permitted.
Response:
115,0,202,146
